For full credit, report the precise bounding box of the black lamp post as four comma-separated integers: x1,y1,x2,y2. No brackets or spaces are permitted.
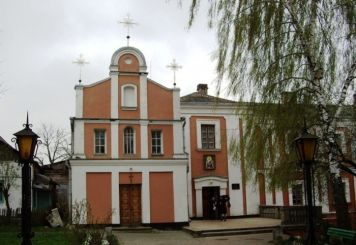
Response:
294,127,318,245
13,114,40,245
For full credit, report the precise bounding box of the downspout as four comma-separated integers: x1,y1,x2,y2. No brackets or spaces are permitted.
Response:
181,116,190,222
67,160,72,224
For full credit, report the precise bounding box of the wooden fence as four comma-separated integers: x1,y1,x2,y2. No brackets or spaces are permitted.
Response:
0,208,21,217
260,205,322,225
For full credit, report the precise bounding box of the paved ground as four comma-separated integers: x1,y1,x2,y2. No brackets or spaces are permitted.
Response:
115,230,274,245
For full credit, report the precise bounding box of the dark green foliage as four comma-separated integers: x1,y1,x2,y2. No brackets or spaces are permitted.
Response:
106,234,119,245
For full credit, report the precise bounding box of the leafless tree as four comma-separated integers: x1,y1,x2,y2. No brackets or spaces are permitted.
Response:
36,124,71,165
0,148,20,220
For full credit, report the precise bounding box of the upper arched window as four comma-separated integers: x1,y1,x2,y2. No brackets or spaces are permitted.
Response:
122,84,137,108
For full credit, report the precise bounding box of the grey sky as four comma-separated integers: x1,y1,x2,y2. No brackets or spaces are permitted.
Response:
0,0,218,143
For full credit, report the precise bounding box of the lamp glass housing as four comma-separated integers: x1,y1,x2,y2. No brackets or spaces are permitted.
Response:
17,135,36,162
294,132,318,164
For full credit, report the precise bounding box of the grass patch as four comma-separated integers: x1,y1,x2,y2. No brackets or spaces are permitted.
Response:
0,226,71,245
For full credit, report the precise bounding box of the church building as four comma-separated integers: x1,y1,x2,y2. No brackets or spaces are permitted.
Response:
70,46,188,225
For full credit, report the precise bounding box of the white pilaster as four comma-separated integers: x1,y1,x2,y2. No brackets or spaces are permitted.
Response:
112,172,119,224
195,189,203,217
111,73,119,118
111,122,119,158
140,73,148,119
141,171,150,223
71,166,87,224
184,116,193,217
73,121,85,158
173,167,188,222
173,122,185,158
75,85,83,118
172,88,180,120
140,122,148,158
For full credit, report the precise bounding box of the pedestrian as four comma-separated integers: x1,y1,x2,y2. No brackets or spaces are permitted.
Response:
211,196,218,220
218,196,227,221
219,195,231,221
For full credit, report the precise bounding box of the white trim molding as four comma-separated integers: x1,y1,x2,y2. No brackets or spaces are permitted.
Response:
110,46,147,73
194,176,228,217
75,85,84,118
140,73,148,119
141,122,148,158
111,122,119,158
121,84,137,108
111,74,119,118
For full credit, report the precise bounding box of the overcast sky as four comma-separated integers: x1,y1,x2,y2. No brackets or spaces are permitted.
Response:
0,0,219,144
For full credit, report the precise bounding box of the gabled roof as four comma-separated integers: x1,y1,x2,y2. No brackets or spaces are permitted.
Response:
0,136,18,161
180,92,237,104
0,136,16,151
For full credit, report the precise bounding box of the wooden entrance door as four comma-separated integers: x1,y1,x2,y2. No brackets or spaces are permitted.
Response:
202,186,220,219
120,184,141,226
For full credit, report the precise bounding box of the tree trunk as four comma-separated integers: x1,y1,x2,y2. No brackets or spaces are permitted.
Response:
4,190,11,223
331,175,351,229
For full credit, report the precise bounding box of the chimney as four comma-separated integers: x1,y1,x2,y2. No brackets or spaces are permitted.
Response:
197,84,208,96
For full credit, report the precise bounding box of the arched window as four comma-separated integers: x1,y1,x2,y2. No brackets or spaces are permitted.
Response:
124,127,135,154
122,85,137,108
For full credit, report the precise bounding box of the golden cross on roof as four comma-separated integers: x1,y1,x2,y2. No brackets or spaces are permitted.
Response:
72,54,89,84
119,14,138,46
167,59,182,87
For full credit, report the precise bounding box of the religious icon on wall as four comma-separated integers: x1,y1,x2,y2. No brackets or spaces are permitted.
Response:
204,155,216,170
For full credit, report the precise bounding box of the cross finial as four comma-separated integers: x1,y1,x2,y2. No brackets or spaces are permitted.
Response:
119,14,138,46
167,59,182,87
72,54,89,84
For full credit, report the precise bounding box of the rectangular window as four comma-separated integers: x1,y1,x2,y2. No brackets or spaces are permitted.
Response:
152,131,162,155
292,184,303,205
124,127,135,154
94,129,106,154
0,181,3,203
342,179,351,203
201,125,215,149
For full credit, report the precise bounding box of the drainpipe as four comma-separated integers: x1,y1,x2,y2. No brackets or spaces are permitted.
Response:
181,116,190,223
181,117,189,157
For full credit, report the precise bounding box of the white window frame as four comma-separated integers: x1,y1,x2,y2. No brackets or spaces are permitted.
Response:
151,130,164,155
94,129,106,155
342,178,351,203
196,119,221,150
291,181,304,206
335,131,348,154
124,127,136,154
121,84,137,108
0,180,3,203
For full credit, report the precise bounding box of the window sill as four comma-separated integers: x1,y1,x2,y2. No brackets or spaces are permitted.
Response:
123,154,136,156
94,153,107,156
121,106,137,111
151,153,164,157
197,148,221,152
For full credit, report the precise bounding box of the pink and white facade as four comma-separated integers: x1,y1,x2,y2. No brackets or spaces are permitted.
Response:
70,46,188,225
70,45,356,226
181,85,356,221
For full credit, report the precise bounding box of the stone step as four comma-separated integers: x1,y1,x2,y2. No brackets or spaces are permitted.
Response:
111,226,153,233
184,226,276,237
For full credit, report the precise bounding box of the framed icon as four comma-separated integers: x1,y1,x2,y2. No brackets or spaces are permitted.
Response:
204,155,216,170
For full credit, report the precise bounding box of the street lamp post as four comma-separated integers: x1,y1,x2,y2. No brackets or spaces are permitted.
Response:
13,114,40,245
294,127,318,245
